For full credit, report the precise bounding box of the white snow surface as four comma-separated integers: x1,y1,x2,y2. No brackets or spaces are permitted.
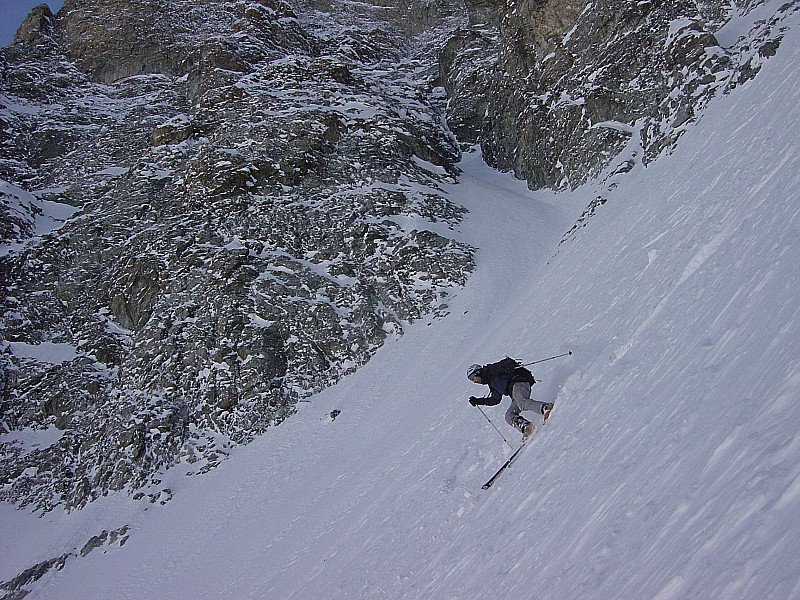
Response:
6,341,79,364
4,14,800,600
0,179,78,255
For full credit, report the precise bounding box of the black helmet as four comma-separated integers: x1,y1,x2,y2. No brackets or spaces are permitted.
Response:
467,364,482,379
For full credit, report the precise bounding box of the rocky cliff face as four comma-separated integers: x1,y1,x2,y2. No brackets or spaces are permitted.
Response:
1,0,795,516
1,0,471,512
441,0,798,191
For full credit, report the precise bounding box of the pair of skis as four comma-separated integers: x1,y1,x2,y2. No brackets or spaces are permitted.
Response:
481,432,531,489
480,405,553,489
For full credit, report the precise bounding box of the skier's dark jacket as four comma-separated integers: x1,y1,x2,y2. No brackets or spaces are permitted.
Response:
472,358,535,406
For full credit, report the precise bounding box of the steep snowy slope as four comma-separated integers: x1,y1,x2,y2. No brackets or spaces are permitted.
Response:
3,7,800,600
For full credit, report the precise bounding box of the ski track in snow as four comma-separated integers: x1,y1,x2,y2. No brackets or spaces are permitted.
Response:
3,10,800,600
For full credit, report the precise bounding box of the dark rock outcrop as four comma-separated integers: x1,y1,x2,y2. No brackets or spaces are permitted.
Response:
440,0,798,190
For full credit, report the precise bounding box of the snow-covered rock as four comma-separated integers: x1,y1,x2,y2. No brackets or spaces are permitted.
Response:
1,0,472,513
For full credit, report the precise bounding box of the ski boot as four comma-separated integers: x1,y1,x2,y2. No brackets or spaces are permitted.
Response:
541,403,554,422
523,422,535,439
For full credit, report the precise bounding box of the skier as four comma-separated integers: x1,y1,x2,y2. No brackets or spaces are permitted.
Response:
467,358,553,438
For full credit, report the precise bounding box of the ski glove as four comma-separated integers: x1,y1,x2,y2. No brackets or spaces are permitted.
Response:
469,397,481,406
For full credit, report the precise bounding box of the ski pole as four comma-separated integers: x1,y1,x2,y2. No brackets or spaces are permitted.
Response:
523,350,572,366
475,405,514,450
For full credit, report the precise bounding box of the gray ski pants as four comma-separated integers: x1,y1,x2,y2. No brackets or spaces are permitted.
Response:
505,382,548,433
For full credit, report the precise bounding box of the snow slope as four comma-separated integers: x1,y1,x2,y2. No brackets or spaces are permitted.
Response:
4,9,800,600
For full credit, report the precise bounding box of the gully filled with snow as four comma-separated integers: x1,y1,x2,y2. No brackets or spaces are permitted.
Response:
4,10,800,600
